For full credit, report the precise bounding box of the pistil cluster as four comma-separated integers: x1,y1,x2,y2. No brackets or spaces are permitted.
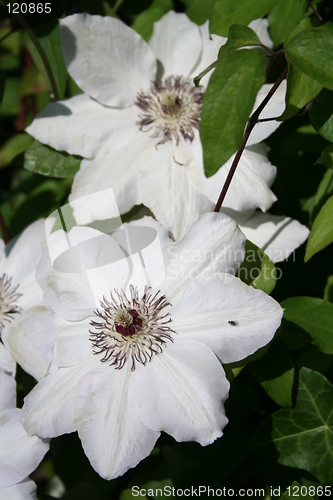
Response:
136,76,204,146
90,285,174,370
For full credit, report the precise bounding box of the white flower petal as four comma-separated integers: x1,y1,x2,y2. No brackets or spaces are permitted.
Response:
247,81,287,146
4,219,45,295
172,275,283,363
201,145,277,212
36,251,95,321
53,317,92,369
162,212,245,302
0,343,15,378
73,365,160,480
48,225,133,313
26,94,138,158
39,224,162,317
138,144,213,241
190,22,226,87
0,240,5,266
1,307,56,381
36,228,111,321
0,408,48,489
118,216,171,249
21,357,97,438
69,133,152,225
131,338,229,446
239,211,310,263
60,14,156,107
0,372,16,412
0,345,16,412
149,11,202,78
0,478,37,500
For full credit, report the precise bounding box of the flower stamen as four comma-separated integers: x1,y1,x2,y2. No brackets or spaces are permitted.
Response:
0,273,22,333
89,285,174,370
135,76,204,146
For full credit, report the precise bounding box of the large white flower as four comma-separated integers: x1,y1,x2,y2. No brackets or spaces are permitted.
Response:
22,213,283,480
0,220,57,380
0,344,48,500
26,12,286,240
220,208,309,263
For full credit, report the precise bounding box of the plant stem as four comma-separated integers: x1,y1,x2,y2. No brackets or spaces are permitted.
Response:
306,0,324,21
112,0,125,14
103,0,124,17
214,66,288,213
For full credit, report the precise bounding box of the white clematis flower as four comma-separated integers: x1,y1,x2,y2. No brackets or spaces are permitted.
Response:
0,344,48,500
26,12,286,240
0,220,57,380
22,213,283,480
221,208,309,263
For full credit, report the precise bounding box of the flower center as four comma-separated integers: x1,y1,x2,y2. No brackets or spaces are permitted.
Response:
90,285,174,370
0,273,22,332
135,76,204,146
114,308,143,336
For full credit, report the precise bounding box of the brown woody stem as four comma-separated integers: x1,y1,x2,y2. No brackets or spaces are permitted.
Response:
214,66,288,213
306,0,324,21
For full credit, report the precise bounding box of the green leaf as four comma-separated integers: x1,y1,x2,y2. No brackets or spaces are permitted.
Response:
186,0,216,24
284,23,333,91
0,134,33,169
19,66,49,98
284,16,321,46
194,24,261,87
132,0,172,42
0,27,21,72
250,368,333,484
24,141,81,178
248,339,294,407
316,144,333,170
295,345,333,375
3,172,72,238
237,240,276,295
268,0,308,48
280,16,322,122
279,62,322,121
280,320,312,352
0,77,19,116
309,89,333,142
282,296,333,354
201,49,265,175
209,0,278,37
324,275,333,303
23,20,68,100
307,169,333,224
280,481,314,500
305,195,333,262
218,24,261,56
